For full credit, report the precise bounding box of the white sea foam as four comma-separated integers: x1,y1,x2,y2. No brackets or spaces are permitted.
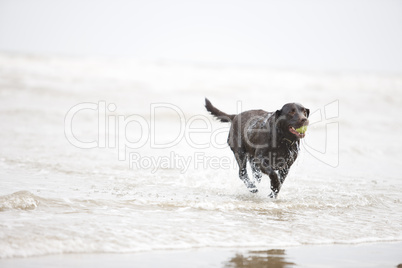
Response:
0,191,40,211
0,53,402,258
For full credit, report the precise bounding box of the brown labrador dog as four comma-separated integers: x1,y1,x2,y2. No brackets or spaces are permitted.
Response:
205,98,309,198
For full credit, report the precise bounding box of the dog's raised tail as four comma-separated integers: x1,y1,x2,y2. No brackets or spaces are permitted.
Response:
205,98,236,123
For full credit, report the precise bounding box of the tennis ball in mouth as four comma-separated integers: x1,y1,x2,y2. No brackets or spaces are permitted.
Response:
295,126,307,134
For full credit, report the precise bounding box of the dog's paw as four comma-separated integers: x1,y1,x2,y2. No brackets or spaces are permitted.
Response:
245,181,258,193
268,191,277,199
249,188,259,194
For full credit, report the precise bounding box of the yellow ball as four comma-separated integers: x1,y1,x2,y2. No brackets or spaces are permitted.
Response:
295,126,307,134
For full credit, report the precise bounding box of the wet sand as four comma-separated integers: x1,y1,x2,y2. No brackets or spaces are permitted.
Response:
1,242,401,268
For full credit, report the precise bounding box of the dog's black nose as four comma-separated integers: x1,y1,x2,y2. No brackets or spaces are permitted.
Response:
300,118,308,124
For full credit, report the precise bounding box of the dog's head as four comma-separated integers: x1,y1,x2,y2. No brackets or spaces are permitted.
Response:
275,103,310,139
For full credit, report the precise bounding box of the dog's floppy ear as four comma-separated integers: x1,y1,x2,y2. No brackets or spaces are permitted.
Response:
275,109,282,117
306,108,310,118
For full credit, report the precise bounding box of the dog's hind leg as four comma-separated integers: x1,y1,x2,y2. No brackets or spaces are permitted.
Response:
234,151,258,193
249,157,262,184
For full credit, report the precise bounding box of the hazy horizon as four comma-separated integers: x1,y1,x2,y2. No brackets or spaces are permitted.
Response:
0,0,402,73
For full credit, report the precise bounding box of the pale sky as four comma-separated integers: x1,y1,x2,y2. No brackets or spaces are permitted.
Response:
0,0,401,73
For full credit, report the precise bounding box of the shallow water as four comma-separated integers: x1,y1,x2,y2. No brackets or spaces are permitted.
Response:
0,53,402,258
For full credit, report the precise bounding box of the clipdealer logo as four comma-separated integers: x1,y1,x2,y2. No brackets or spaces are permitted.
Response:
64,101,230,160
64,100,339,172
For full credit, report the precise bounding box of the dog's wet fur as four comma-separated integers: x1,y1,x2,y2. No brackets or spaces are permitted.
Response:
205,98,309,198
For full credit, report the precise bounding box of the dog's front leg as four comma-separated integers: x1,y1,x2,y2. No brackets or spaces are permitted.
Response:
259,160,282,198
268,171,281,199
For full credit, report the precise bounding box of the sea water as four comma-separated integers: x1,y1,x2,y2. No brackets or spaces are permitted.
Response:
0,53,401,258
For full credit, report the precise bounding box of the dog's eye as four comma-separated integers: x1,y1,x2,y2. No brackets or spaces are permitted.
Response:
303,110,307,116
290,109,296,115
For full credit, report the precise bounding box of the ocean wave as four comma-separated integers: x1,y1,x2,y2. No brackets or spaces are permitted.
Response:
0,191,41,211
0,188,401,259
